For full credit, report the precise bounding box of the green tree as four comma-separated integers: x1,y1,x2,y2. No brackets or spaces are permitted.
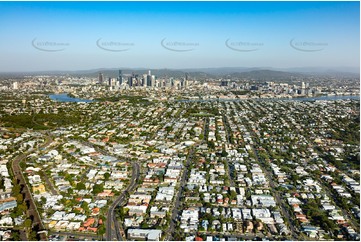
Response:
10,230,21,241
67,188,74,195
24,219,32,228
81,201,89,212
16,194,23,203
229,191,237,200
92,184,104,195
40,196,47,205
98,224,106,235
76,182,86,190
104,172,111,181
221,149,228,157
208,141,215,149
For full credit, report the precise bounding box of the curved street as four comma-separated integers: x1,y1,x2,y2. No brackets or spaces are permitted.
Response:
10,135,53,241
105,160,140,241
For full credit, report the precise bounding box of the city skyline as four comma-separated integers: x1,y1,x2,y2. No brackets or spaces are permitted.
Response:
0,1,359,72
0,67,359,241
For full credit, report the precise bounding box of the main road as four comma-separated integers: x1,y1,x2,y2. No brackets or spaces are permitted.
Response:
240,119,298,240
102,152,140,241
74,140,136,241
247,134,299,240
10,134,53,241
165,148,194,241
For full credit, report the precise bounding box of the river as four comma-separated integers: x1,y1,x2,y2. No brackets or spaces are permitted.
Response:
49,93,94,103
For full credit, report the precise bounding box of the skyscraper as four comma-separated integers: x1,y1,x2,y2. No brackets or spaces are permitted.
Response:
301,82,306,89
151,75,156,87
147,73,152,87
98,72,104,84
12,82,18,90
128,76,133,87
118,70,123,85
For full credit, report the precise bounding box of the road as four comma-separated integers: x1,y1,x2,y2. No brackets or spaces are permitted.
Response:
10,135,53,241
71,140,138,241
104,155,140,241
197,230,272,240
315,175,360,232
203,117,209,141
166,148,194,241
39,170,59,195
310,147,360,232
246,128,299,240
50,231,100,240
221,113,235,187
222,113,233,144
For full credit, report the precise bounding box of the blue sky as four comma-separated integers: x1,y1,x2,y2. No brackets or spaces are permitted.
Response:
0,1,359,72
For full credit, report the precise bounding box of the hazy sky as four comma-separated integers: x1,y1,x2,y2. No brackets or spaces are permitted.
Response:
0,1,359,72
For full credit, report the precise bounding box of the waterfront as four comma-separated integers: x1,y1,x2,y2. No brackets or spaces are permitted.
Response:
49,93,94,103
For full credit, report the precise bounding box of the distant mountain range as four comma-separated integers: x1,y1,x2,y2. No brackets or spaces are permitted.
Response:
0,66,359,80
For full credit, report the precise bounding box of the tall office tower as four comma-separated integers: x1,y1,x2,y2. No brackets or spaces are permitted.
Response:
134,74,139,86
146,74,152,87
300,81,306,95
98,72,104,84
108,77,113,86
221,80,229,86
301,82,306,89
146,71,153,87
12,82,18,90
151,75,156,87
174,80,180,89
141,74,146,86
118,70,123,85
128,76,133,87
135,77,140,86
185,72,189,81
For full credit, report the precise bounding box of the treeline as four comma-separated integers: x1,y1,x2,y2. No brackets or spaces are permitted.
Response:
230,90,250,96
331,116,360,145
96,95,151,104
0,112,82,130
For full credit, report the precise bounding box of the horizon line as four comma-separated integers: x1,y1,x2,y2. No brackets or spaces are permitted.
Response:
0,66,360,74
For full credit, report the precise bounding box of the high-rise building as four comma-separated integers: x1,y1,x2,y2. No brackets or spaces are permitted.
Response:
221,80,229,86
118,70,123,85
151,75,156,87
98,72,104,84
141,74,146,86
127,72,141,87
146,73,152,87
12,82,18,90
301,82,306,89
